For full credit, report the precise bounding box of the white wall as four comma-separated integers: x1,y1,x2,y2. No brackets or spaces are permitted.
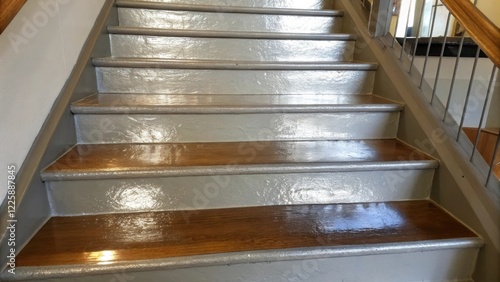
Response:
392,0,500,37
0,0,106,202
477,0,500,27
392,0,500,128
414,57,499,128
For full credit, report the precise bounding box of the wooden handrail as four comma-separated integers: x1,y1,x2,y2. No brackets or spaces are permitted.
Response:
0,0,27,34
441,0,500,68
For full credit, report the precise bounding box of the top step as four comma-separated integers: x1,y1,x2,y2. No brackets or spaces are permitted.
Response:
116,1,344,33
121,0,336,10
117,1,343,15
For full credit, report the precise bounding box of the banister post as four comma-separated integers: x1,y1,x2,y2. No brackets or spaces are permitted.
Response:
369,0,394,37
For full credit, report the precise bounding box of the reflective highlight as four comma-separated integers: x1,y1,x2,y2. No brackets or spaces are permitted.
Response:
72,94,403,112
86,251,117,265
118,8,342,33
47,170,434,215
97,67,375,94
107,184,166,211
110,34,355,61
75,112,400,143
41,140,438,181
128,0,333,9
15,201,480,271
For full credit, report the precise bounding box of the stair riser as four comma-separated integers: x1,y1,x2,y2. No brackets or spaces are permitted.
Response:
47,170,433,215
75,112,400,143
96,68,376,94
118,8,342,33
110,35,355,62
126,0,335,9
12,248,478,281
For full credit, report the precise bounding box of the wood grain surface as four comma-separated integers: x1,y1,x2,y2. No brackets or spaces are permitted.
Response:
0,0,26,34
16,200,477,266
43,139,434,174
441,0,500,67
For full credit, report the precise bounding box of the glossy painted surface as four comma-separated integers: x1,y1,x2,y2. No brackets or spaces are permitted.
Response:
110,34,355,61
75,112,400,143
72,94,403,112
93,58,378,69
42,140,436,180
126,0,334,9
72,94,402,143
6,247,481,281
108,26,357,40
116,1,343,16
118,8,343,33
16,201,478,267
96,67,376,94
47,170,434,215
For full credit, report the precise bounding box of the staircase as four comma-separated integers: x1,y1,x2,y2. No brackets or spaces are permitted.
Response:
3,0,483,281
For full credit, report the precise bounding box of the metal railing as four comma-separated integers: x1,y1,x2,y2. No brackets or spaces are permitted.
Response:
365,0,499,193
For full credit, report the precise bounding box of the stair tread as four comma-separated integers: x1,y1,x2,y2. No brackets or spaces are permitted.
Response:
71,94,404,114
93,57,378,70
108,26,357,40
42,140,437,180
116,0,344,17
16,200,479,267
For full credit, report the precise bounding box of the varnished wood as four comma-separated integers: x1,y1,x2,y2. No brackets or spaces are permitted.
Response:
0,0,26,34
441,0,500,67
43,140,434,174
463,127,499,180
16,200,477,266
463,127,499,164
481,128,500,136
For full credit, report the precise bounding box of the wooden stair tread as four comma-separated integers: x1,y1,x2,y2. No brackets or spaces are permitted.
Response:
42,140,436,180
16,200,479,267
71,94,403,114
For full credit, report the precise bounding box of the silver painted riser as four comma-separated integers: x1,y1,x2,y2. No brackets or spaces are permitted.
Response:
124,0,335,9
109,34,355,62
118,8,343,33
10,246,479,281
47,169,434,215
74,112,400,143
96,68,376,94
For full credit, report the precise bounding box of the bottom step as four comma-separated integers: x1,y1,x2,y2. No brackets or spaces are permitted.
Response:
5,201,481,281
